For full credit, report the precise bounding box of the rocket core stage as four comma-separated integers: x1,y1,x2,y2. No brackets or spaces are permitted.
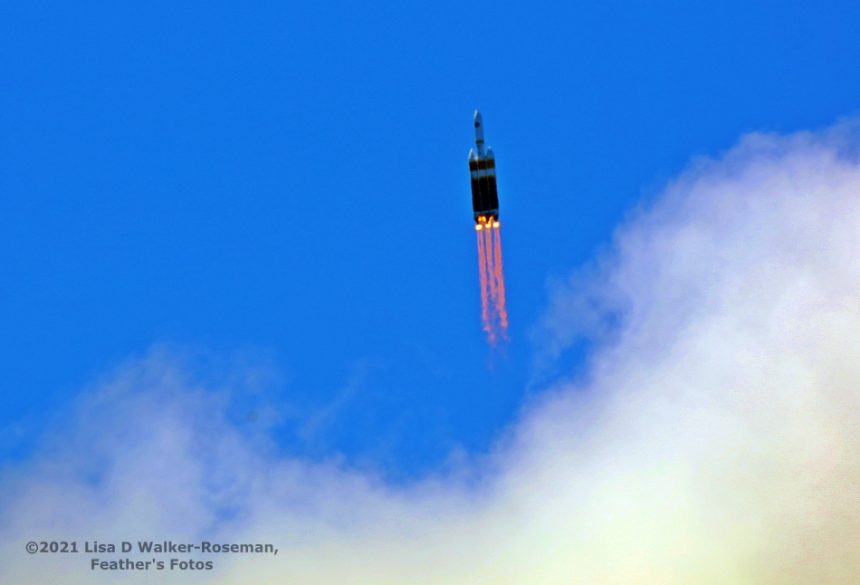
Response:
468,110,500,229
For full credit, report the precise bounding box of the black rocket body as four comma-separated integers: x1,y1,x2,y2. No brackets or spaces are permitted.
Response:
468,110,499,226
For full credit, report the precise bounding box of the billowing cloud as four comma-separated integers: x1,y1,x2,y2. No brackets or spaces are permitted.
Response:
3,120,860,584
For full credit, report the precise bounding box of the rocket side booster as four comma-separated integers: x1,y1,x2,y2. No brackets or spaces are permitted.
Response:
469,110,499,228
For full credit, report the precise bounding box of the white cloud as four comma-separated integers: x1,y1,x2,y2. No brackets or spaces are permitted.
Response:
3,121,860,583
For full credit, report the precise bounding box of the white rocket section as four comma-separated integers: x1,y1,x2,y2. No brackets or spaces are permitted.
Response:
474,110,485,156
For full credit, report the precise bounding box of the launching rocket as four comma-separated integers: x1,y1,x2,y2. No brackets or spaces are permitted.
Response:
468,110,508,343
469,110,508,346
468,110,500,230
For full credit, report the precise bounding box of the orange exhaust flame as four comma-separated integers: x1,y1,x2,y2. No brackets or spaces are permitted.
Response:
492,224,509,338
483,226,498,316
474,219,509,347
476,228,494,343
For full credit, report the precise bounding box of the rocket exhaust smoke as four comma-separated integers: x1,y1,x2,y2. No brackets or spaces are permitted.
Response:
490,225,508,334
476,226,494,343
475,224,509,345
4,120,860,584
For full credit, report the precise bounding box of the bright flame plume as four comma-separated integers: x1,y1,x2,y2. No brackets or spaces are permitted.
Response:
474,218,509,345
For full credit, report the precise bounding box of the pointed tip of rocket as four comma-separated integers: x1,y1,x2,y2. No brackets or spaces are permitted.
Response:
486,147,495,159
472,110,486,155
473,110,483,126
468,148,477,160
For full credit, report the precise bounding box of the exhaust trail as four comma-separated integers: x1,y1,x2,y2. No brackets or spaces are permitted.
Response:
491,224,508,338
483,226,498,312
476,227,494,343
474,221,509,347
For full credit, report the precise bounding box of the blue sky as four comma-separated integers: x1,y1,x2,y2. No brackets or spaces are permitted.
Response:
2,0,860,477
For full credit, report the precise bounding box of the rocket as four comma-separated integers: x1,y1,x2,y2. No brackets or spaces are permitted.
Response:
468,110,500,229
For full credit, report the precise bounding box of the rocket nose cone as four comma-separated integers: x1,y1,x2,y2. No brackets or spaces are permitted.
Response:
473,110,482,128
469,148,477,160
